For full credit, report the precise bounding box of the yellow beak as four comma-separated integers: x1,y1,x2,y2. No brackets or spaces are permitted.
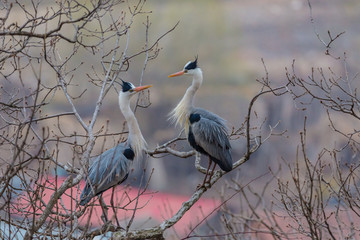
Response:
133,85,152,92
168,70,185,78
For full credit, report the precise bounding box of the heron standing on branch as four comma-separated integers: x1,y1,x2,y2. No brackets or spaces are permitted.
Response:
80,81,152,206
168,57,232,187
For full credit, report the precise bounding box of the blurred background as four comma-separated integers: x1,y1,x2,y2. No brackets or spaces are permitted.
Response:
5,0,357,196
2,0,360,237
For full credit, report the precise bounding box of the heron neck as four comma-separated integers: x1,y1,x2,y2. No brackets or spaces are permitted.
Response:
170,69,203,127
119,99,146,158
183,70,202,110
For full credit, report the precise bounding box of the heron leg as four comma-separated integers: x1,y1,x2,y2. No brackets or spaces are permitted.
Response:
110,186,121,227
198,157,212,189
99,194,109,224
207,162,217,185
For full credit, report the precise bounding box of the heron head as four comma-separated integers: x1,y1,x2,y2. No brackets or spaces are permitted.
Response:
168,56,199,78
120,80,152,98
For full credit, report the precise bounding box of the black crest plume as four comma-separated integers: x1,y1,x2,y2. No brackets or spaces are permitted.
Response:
121,79,132,92
185,56,198,70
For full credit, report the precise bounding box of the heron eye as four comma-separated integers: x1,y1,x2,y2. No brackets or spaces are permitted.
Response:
184,70,188,73
129,89,134,92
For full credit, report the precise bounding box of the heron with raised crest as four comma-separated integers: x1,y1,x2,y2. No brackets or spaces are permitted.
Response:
80,80,151,206
168,57,233,187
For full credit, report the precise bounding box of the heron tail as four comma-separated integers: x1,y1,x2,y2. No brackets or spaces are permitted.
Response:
211,154,233,172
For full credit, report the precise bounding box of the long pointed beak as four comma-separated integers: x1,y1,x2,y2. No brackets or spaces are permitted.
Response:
168,70,185,78
133,85,152,92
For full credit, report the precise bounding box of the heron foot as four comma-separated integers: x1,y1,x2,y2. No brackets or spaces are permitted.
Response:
101,215,110,224
204,180,212,189
196,180,212,190
196,183,205,190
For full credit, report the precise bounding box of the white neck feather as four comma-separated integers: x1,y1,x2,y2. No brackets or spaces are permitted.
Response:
119,94,147,159
169,68,203,127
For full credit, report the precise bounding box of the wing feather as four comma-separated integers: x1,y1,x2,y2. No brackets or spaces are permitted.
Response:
80,144,131,205
190,108,232,171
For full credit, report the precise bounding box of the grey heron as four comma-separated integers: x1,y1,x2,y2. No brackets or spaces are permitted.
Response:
168,57,233,187
79,81,152,206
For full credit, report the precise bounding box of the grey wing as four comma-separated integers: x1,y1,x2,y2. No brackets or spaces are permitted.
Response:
191,109,232,171
193,108,228,127
80,144,131,205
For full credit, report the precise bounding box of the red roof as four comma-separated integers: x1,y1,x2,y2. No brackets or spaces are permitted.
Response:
13,176,220,237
